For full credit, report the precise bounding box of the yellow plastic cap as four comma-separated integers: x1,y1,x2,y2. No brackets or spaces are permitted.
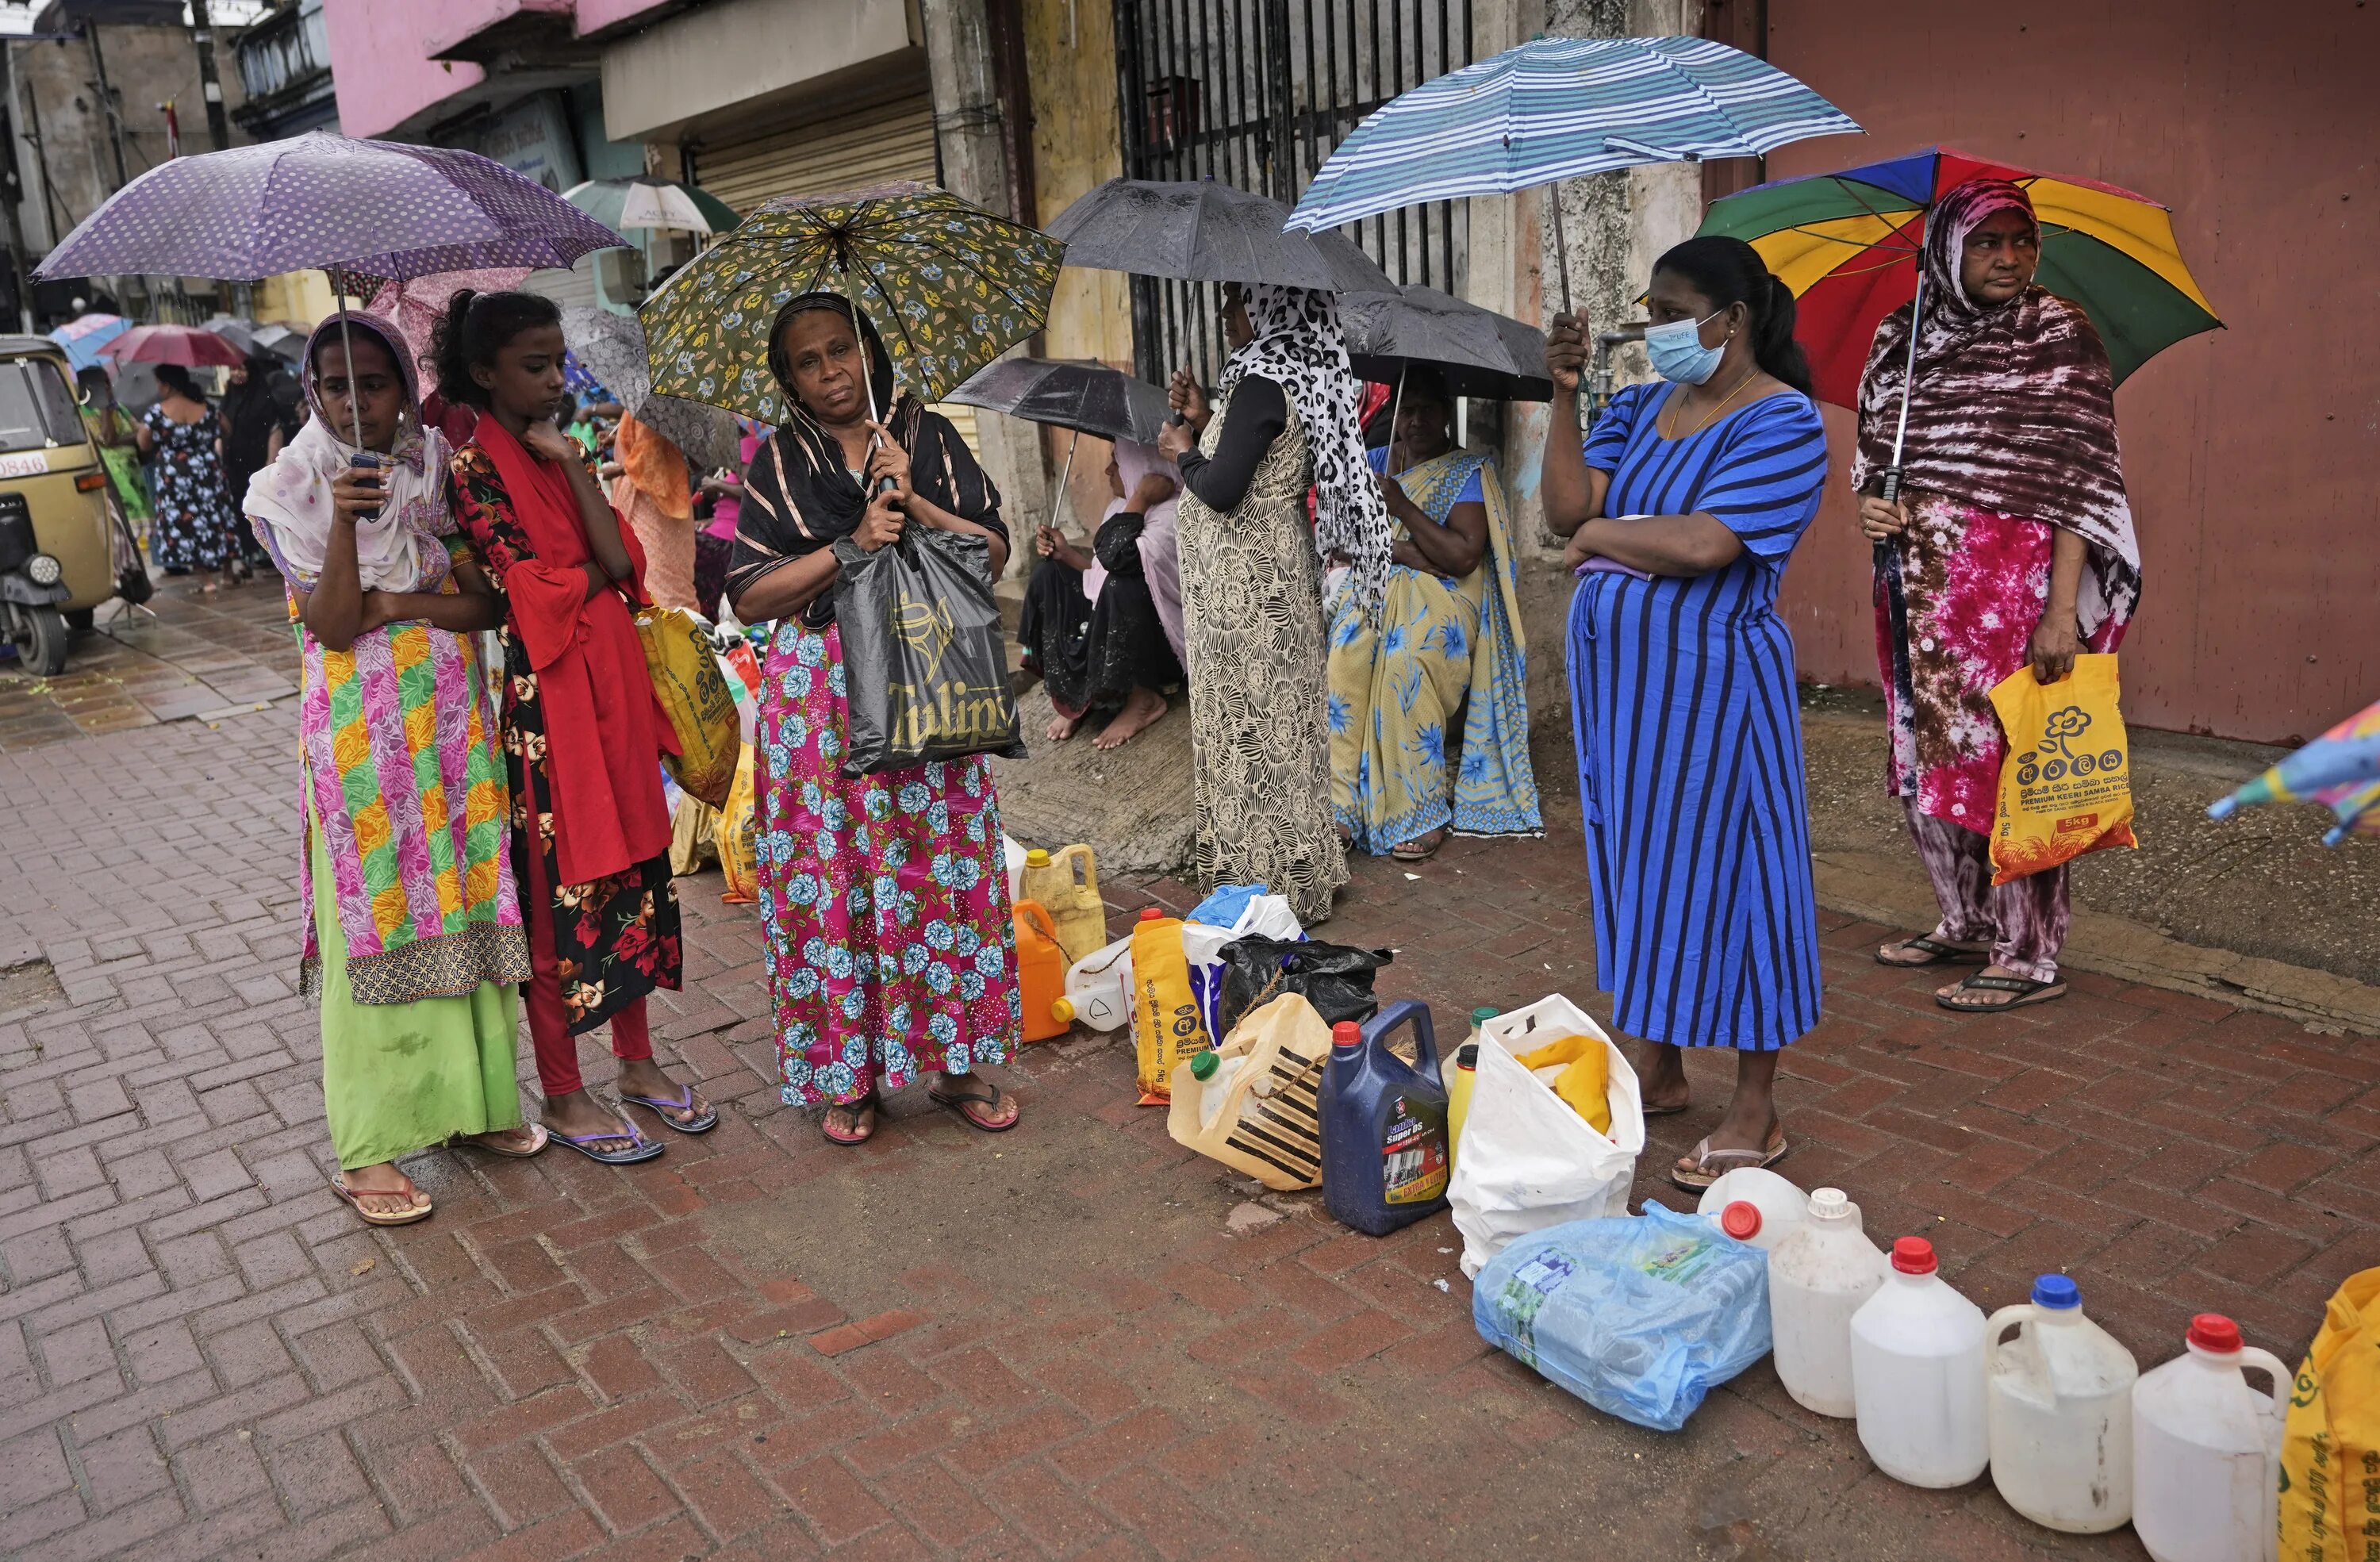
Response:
1024,848,1052,867
1051,996,1075,1023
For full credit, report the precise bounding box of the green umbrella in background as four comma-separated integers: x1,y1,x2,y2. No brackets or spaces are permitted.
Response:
565,177,742,237
640,181,1061,426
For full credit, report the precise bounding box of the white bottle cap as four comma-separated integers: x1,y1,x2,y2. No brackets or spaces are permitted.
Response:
1808,1188,1852,1220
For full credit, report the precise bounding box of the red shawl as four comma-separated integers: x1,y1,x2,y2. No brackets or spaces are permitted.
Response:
473,416,673,885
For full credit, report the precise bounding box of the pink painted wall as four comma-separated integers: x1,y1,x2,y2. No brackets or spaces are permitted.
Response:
572,0,681,34
320,0,486,139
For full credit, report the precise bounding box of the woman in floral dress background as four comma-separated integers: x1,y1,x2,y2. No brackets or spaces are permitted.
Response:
136,363,248,591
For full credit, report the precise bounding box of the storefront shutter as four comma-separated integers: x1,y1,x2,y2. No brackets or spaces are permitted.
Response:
688,91,979,453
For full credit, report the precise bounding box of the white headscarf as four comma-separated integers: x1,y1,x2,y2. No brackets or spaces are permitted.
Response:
244,311,455,593
1221,284,1393,617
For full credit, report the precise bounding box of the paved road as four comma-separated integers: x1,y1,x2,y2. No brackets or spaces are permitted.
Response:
3,591,2373,1559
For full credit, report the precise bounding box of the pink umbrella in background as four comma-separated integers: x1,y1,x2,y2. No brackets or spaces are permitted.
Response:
102,324,249,368
364,267,531,374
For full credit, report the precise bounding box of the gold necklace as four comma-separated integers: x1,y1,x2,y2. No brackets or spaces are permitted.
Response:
1663,363,1762,440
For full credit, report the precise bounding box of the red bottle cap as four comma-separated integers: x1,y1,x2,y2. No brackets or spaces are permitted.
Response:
2188,1314,2243,1353
1891,1237,1937,1275
1330,1020,1362,1050
1138,907,1164,921
1718,1201,1761,1241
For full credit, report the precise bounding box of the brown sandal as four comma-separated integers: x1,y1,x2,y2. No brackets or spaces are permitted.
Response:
1391,827,1448,863
1670,1131,1788,1193
332,1171,432,1226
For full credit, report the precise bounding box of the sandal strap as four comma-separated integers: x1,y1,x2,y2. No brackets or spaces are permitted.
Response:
930,1081,1002,1109
1957,973,2051,994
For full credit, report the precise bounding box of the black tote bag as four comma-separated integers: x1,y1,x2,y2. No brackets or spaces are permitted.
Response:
831,528,1026,775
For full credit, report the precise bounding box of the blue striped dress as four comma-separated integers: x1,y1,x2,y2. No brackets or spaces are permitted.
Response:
1571,382,1829,1051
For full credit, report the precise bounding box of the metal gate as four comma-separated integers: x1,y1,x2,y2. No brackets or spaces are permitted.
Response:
1111,0,1476,384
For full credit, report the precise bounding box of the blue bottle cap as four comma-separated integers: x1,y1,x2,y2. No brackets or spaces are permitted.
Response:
2031,1274,2080,1309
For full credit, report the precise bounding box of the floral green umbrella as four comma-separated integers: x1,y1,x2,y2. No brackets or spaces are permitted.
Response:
640,181,1062,424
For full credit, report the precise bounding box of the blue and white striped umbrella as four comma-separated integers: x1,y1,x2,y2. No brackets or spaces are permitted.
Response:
1285,36,1860,235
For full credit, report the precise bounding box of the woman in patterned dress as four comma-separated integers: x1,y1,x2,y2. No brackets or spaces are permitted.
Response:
1539,236,1829,1192
1328,366,1541,861
1156,283,1392,925
246,311,541,1226
436,289,707,1165
727,293,1021,1146
136,363,247,591
1856,179,2140,1013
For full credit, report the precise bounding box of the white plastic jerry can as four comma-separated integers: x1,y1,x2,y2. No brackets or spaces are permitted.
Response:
1849,1236,1989,1487
2130,1313,2289,1562
1767,1188,1887,1418
1057,935,1133,1034
1984,1275,2139,1534
1695,1166,1809,1253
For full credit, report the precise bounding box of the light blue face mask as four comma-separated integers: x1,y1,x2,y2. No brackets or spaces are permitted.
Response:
1643,308,1727,386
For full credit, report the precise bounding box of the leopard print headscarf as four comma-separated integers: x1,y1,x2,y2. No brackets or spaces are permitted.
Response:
1221,284,1393,619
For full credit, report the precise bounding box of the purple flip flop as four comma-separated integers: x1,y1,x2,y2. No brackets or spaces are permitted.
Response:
549,1117,665,1165
620,1083,718,1135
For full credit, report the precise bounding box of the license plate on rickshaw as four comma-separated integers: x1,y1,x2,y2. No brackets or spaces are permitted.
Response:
0,452,49,479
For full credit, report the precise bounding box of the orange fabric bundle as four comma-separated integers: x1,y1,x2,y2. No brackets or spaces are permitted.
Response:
614,413,692,522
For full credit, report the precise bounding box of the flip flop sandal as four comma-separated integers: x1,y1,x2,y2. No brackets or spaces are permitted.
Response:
1875,935,1990,969
927,1079,1019,1134
822,1096,881,1147
332,1172,432,1227
1391,830,1447,863
451,1124,549,1157
1641,1100,1691,1118
620,1083,719,1134
1936,973,2068,1013
549,1119,665,1165
1669,1134,1789,1193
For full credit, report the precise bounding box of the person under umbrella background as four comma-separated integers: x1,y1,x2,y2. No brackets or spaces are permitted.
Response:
136,363,249,591
1022,438,1183,750
76,366,151,536
727,293,1022,1146
222,351,299,571
1860,178,2140,1013
1329,363,1539,862
436,288,707,1165
1157,282,1390,925
244,309,543,1225
1538,236,1829,1192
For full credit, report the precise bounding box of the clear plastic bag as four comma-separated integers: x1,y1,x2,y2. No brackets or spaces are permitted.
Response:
1472,1203,1771,1432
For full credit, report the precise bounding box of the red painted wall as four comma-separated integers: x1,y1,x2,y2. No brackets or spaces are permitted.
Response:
1761,1,2378,741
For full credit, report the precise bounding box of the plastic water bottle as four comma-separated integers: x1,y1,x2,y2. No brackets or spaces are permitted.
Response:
1188,1049,1249,1132
1767,1188,1887,1418
1849,1237,1988,1487
1985,1276,2138,1534
2131,1314,2289,1562
1695,1167,1806,1252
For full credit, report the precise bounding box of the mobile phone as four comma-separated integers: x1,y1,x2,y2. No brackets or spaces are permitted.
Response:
349,452,383,517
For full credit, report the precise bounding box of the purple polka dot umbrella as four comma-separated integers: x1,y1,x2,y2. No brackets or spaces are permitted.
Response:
35,132,624,443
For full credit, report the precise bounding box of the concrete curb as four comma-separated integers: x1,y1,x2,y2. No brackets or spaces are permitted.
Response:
1813,849,2380,1037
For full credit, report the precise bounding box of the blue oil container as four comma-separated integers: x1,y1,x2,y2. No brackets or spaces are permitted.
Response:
1320,1000,1451,1235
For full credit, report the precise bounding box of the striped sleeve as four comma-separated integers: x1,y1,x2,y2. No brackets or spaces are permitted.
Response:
1580,383,1652,473
1699,394,1829,560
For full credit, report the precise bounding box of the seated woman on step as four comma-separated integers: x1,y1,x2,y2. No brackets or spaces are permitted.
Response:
1019,436,1184,750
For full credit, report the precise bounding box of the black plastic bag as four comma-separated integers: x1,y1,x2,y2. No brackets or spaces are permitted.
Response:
833,527,1026,776
1215,936,1393,1042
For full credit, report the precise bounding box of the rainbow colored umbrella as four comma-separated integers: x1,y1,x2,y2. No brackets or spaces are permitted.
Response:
2208,697,2380,846
1695,147,2220,411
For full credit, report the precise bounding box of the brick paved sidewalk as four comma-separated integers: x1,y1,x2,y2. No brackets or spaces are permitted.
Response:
6,700,2377,1560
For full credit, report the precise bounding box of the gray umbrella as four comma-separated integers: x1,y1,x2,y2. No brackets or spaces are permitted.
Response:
201,314,260,357
1340,284,1552,402
251,322,307,363
944,358,1172,444
560,305,741,473
1046,178,1393,293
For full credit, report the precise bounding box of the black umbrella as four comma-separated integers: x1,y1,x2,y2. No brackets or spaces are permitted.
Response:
944,357,1172,444
946,356,1175,538
1047,178,1393,293
1341,284,1553,403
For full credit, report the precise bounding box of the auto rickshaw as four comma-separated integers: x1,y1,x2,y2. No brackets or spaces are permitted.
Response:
0,335,121,674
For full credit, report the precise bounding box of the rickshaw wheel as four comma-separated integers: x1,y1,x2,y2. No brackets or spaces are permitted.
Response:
20,606,67,676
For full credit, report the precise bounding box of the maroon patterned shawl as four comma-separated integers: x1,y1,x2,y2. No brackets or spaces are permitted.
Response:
1852,178,2140,639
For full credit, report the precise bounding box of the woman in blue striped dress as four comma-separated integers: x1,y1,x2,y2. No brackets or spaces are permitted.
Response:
1539,236,1829,1192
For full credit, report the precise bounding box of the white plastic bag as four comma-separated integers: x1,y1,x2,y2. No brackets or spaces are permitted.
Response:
1449,995,1645,1279
1184,892,1303,1043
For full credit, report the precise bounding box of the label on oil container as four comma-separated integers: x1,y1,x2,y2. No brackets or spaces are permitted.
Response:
1381,1094,1449,1204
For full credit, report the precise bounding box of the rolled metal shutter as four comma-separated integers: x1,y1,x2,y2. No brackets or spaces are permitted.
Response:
688,92,978,453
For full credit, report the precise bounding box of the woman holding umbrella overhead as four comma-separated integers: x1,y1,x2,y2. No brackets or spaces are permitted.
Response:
1158,282,1388,925
1539,236,1829,1191
727,293,1022,1146
1860,178,2139,1012
436,289,704,1165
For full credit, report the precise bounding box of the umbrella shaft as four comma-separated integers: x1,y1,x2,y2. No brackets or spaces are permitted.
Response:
1887,217,1928,472
1046,430,1077,535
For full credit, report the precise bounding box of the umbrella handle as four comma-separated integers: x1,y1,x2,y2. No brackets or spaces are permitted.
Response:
1879,467,1902,505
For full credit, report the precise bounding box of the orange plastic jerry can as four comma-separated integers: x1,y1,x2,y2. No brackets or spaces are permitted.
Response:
1014,899,1073,1043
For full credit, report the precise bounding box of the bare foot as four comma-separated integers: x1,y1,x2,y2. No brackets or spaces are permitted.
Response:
1637,1041,1690,1115
1046,709,1082,742
1092,686,1167,750
337,1161,431,1219
540,1088,639,1156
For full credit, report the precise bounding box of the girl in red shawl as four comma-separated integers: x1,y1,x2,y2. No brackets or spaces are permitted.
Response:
435,290,708,1162
1857,179,2140,1013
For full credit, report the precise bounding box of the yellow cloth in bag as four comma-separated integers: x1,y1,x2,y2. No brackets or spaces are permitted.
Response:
717,744,758,905
2280,1267,2380,1560
1130,914,1207,1106
1511,1034,1611,1135
635,604,741,808
1986,653,2137,886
